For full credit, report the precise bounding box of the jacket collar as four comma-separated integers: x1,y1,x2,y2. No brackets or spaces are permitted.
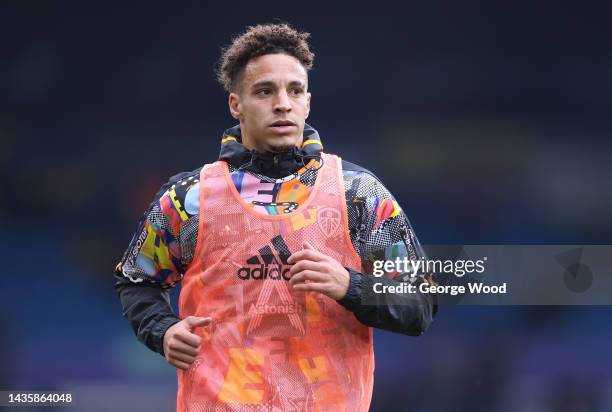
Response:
218,123,324,178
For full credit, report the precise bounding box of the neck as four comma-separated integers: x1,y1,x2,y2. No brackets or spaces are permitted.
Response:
250,147,303,177
218,122,323,178
240,130,301,154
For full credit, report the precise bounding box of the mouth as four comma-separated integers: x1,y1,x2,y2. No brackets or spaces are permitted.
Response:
270,120,296,127
269,120,297,134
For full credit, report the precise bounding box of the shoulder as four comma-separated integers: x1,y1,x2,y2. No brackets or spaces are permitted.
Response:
341,159,381,181
118,166,203,283
155,167,202,202
340,158,403,225
154,167,203,219
340,158,392,197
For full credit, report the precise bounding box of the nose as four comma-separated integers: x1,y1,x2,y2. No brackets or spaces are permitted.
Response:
273,90,291,113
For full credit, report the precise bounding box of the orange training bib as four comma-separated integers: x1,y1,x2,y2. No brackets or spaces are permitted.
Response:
177,153,374,412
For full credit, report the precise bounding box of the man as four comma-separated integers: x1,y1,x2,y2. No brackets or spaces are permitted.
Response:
115,23,436,412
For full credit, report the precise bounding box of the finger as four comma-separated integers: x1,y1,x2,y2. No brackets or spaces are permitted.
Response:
168,358,192,370
287,249,325,264
168,350,197,365
290,270,326,285
303,242,316,250
292,282,326,293
167,339,200,357
185,316,212,328
289,260,326,276
175,330,202,348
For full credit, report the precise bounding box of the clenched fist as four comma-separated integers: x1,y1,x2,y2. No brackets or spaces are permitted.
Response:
163,316,211,370
287,242,350,300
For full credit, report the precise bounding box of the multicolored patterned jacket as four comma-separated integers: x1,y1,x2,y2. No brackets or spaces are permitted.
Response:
114,124,436,355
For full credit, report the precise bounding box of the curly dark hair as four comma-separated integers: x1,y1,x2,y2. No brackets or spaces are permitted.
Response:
217,23,315,92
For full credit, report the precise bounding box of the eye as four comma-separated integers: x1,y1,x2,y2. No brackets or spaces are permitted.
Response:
290,87,304,96
256,89,271,96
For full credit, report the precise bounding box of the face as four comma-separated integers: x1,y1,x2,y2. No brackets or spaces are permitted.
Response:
228,53,311,153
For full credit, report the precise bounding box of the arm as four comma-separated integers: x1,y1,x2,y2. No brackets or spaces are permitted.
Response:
337,266,436,336
287,228,436,337
291,162,437,336
114,271,181,355
115,269,211,369
114,169,200,356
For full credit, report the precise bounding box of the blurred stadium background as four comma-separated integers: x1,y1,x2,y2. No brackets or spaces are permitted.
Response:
1,1,611,411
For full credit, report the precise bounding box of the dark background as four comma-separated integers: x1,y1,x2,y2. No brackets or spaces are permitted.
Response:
1,1,611,411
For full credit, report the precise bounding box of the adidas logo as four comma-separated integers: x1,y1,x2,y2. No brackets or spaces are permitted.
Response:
236,235,293,281
240,235,305,335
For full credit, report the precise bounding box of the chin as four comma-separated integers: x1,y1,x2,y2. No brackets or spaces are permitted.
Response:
265,136,300,153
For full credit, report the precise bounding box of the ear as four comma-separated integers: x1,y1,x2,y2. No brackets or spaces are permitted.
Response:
305,92,311,119
228,92,241,120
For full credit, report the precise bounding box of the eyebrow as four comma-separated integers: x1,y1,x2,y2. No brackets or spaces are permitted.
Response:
251,80,306,89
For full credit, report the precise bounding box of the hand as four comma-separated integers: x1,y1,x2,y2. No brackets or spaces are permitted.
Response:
163,316,211,370
287,242,350,300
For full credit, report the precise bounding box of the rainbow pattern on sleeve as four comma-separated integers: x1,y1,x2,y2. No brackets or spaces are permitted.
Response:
373,198,402,229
